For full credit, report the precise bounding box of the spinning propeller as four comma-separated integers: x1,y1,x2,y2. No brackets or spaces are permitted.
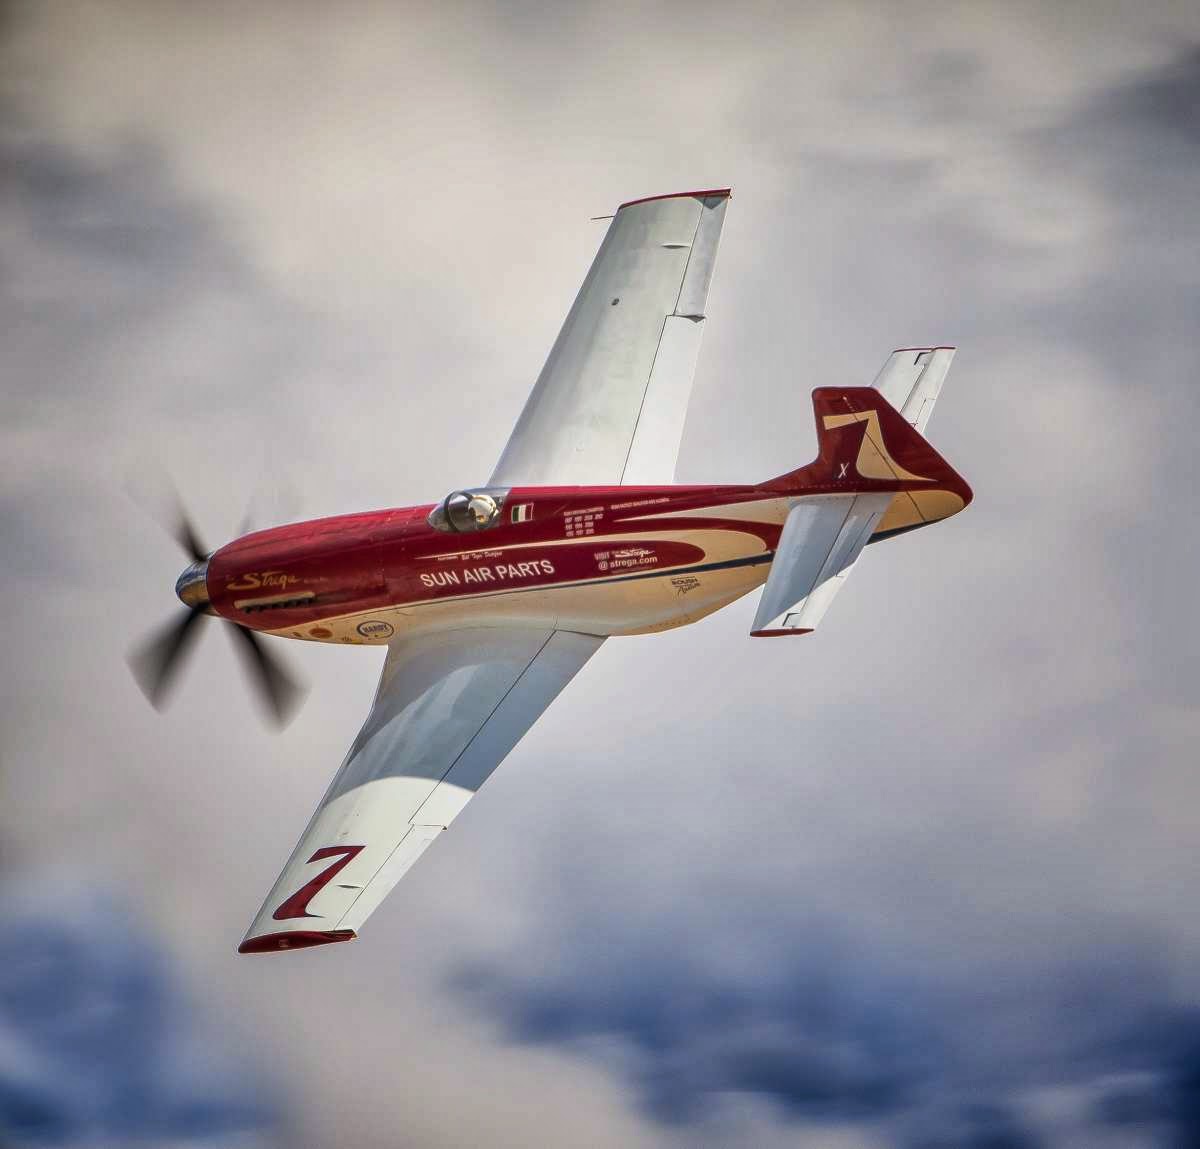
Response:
128,501,305,728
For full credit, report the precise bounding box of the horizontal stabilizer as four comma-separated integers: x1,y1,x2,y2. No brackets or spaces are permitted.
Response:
871,346,955,434
751,493,892,636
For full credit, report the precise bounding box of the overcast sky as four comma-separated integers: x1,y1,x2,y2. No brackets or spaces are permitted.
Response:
3,2,1200,1146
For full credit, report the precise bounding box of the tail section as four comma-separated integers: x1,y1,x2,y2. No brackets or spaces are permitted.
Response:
750,377,972,639
763,386,972,539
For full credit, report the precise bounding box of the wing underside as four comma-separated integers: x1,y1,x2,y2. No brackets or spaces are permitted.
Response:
240,628,603,952
488,189,730,488
242,189,734,953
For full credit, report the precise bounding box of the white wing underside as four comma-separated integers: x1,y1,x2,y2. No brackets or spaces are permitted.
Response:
243,190,731,952
489,190,730,487
241,629,602,951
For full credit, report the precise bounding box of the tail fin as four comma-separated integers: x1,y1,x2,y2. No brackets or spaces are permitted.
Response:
763,387,972,539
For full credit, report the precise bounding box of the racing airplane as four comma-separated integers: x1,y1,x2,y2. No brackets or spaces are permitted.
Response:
131,188,972,953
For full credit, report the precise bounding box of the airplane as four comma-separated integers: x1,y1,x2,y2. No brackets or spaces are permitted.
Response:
130,188,972,954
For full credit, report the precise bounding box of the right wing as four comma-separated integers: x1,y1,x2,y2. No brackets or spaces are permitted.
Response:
489,189,730,488
871,346,955,433
239,627,603,953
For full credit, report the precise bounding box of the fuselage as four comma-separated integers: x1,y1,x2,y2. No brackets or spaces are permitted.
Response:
205,484,798,645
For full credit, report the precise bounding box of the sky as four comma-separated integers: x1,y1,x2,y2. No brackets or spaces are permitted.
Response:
3,1,1200,1145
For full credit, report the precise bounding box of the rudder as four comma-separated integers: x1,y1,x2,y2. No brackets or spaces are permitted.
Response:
763,387,972,539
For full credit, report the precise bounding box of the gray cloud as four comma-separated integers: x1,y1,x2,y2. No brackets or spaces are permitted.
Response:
449,39,1200,1146
4,5,1200,1148
0,875,279,1146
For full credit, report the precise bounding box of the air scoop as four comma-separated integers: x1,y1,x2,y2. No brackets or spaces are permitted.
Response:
175,556,211,611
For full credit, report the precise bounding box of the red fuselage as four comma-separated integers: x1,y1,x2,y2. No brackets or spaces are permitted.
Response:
206,484,792,646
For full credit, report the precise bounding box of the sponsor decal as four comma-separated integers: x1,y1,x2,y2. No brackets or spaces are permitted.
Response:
510,503,533,523
671,576,701,596
308,626,333,638
420,559,555,589
610,496,670,510
564,507,604,537
594,547,658,572
356,619,395,639
226,569,301,591
607,546,659,571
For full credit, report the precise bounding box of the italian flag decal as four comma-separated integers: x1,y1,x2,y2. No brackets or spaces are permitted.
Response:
511,503,533,523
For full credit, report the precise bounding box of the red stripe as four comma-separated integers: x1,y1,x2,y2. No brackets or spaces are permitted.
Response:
618,188,731,210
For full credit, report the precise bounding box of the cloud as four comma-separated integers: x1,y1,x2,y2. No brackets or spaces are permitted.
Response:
4,4,1200,1147
0,873,279,1146
448,36,1200,1146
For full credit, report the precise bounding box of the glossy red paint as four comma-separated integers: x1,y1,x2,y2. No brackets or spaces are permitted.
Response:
764,388,974,505
203,389,971,641
207,483,773,633
272,845,365,921
238,930,356,954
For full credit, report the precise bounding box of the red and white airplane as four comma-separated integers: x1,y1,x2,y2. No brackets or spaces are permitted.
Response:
132,189,972,954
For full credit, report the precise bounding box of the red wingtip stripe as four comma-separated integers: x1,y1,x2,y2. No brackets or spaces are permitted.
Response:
618,188,731,210
238,929,356,955
750,628,814,637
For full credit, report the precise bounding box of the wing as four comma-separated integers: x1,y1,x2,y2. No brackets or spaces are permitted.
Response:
870,346,956,434
489,188,730,488
239,628,603,953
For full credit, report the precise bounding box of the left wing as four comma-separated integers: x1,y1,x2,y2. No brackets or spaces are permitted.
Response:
489,188,730,488
239,628,602,953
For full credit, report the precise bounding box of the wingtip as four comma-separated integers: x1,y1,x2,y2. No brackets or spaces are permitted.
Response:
237,929,357,955
618,188,731,211
750,628,814,638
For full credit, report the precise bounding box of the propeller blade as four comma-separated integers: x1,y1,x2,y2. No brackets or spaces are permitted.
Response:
127,608,207,709
227,624,306,728
171,508,208,564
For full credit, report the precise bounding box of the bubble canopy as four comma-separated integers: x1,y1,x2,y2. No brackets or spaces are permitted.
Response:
427,487,510,533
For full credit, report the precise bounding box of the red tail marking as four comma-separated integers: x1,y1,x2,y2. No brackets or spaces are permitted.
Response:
273,845,365,921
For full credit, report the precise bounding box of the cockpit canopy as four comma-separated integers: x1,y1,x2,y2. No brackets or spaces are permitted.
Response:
427,487,510,533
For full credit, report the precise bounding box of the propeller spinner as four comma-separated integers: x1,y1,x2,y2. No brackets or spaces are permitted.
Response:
128,505,305,728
